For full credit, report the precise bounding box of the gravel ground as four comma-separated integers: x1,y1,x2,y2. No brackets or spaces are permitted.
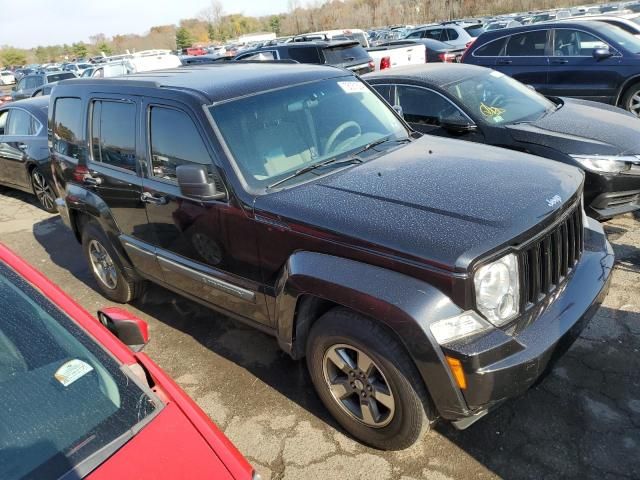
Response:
0,186,638,480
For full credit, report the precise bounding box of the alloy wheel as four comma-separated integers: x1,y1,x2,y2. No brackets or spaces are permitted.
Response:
628,91,640,117
322,343,396,428
32,170,56,211
88,240,118,290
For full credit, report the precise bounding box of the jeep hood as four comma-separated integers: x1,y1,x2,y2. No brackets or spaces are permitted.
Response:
506,98,640,156
253,136,583,271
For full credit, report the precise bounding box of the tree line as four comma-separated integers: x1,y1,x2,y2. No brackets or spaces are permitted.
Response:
1,0,596,66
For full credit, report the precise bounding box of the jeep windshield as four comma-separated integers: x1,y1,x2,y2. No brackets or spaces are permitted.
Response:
0,261,159,480
443,70,555,125
210,77,408,190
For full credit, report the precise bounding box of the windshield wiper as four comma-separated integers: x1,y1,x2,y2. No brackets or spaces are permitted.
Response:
267,156,363,189
266,136,410,190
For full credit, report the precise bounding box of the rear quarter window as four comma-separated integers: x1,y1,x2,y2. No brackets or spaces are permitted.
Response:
53,97,84,160
322,45,370,64
473,37,507,56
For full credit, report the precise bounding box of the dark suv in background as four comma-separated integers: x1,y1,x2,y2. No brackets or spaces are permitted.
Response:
11,71,76,101
50,64,612,450
234,40,374,75
462,21,640,116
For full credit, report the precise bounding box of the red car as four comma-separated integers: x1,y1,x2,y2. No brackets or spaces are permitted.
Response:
0,243,257,480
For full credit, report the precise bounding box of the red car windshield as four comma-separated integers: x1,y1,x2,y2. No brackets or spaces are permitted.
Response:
0,262,160,480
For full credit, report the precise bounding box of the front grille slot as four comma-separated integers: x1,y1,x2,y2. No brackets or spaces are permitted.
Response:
520,204,584,306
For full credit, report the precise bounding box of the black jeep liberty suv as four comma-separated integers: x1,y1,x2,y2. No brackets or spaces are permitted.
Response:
50,63,614,449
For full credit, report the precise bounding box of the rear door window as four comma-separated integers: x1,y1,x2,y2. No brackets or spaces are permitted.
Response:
53,97,83,160
445,29,459,41
505,30,549,56
91,100,137,172
148,106,212,181
423,28,445,41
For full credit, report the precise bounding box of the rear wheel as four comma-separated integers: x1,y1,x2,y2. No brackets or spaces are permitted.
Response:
306,307,432,450
81,221,144,303
621,83,640,117
30,167,57,213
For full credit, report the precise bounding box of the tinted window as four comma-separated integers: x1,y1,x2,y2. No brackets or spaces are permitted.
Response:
149,107,212,181
423,28,444,41
322,45,370,64
47,72,76,83
6,109,39,135
445,29,459,41
405,30,424,39
53,97,83,160
238,51,276,61
0,262,158,480
288,47,322,63
505,30,548,56
465,25,486,37
554,29,609,56
91,101,136,172
396,86,464,126
474,37,506,56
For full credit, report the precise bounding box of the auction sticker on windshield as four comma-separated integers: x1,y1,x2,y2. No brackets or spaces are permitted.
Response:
54,359,94,387
338,81,367,93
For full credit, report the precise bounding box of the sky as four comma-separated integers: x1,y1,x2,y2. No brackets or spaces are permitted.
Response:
0,0,291,49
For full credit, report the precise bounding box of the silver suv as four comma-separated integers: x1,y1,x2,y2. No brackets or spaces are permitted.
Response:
403,22,483,48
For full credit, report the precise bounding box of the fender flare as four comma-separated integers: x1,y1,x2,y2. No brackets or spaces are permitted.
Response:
274,251,471,419
64,184,138,278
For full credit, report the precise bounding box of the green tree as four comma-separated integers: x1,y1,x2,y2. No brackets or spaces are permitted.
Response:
0,48,27,67
269,15,281,35
34,46,48,63
96,42,112,56
71,42,88,59
175,27,193,50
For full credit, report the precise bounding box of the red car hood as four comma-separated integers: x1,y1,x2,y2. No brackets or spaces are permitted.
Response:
88,403,235,480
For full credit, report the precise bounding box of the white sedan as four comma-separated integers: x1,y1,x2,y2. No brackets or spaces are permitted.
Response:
0,71,15,85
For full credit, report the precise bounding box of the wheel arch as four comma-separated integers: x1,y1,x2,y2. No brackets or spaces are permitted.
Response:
274,251,472,419
615,75,640,107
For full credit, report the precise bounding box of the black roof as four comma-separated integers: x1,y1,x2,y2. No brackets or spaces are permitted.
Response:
476,20,616,40
363,63,487,87
57,63,351,103
1,96,49,123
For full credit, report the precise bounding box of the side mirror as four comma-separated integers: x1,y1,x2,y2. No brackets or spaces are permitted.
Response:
176,164,225,201
440,116,478,134
97,307,149,352
593,48,613,60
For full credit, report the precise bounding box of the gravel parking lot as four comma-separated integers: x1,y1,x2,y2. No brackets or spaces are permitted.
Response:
1,187,638,480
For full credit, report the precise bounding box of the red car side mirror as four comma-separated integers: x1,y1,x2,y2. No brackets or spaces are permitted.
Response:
97,307,149,352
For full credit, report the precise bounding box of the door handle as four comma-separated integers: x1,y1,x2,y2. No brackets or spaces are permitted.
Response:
551,59,569,64
140,191,168,205
83,176,102,186
497,59,512,65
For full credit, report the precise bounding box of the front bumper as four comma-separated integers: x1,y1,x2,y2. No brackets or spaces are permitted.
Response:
584,171,640,219
441,217,614,424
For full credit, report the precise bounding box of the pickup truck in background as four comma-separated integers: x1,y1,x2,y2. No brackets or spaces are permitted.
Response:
366,42,427,71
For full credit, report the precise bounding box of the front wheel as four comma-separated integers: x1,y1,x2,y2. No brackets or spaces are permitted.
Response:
31,167,57,213
621,84,640,117
306,307,433,450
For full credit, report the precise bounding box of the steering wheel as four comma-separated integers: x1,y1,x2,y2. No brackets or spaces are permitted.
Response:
489,94,506,108
325,121,362,154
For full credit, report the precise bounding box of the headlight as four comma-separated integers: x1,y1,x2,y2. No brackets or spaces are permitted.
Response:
474,253,520,326
570,154,637,174
430,311,492,345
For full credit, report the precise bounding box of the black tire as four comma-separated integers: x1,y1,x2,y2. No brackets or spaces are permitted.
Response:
306,307,433,450
621,83,640,117
81,221,144,303
30,167,57,213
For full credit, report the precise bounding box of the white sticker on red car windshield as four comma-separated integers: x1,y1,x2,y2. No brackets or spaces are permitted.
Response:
337,81,367,93
54,359,94,387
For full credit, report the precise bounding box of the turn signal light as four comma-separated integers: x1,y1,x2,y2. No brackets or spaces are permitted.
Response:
445,356,467,390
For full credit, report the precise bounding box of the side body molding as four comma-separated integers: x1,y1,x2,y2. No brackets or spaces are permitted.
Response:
274,251,472,419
